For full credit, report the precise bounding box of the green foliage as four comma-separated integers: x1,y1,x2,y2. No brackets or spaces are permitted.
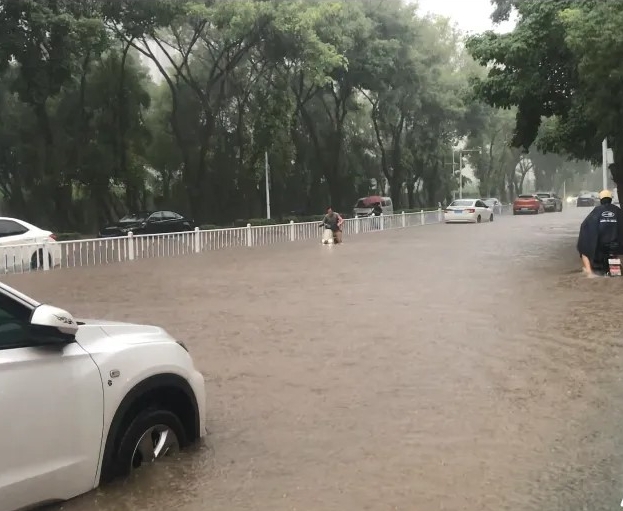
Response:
2,0,591,235
466,0,616,187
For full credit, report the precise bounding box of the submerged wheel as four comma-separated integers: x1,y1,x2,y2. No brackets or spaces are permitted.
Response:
489,214,494,222
112,408,186,479
476,215,482,223
30,249,52,270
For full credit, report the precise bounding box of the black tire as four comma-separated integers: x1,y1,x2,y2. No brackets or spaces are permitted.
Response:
489,214,494,222
30,249,52,270
476,215,482,223
108,408,187,480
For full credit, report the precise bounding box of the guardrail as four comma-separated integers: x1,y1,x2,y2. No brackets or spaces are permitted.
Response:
0,205,511,274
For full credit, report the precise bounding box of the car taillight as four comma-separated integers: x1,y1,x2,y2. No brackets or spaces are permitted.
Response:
49,234,57,241
466,208,475,213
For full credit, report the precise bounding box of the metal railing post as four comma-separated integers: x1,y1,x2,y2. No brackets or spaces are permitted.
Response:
128,232,134,261
194,227,201,253
42,241,50,271
246,223,252,247
420,210,425,225
290,220,295,241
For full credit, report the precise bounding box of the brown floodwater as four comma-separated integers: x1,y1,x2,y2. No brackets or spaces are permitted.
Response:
7,207,623,511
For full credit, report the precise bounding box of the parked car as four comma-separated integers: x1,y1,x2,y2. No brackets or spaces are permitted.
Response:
482,198,501,208
444,199,494,223
536,192,563,212
0,217,61,270
352,196,394,217
576,192,599,207
0,281,206,511
99,210,194,238
513,194,545,215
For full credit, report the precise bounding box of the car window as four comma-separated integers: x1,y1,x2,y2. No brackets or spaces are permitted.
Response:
161,211,181,220
148,212,164,221
0,293,32,350
0,220,28,238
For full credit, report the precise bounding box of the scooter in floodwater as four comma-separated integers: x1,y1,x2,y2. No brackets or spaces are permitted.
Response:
593,250,622,276
320,223,338,244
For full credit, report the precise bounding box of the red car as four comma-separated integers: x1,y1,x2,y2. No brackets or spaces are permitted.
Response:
513,194,545,215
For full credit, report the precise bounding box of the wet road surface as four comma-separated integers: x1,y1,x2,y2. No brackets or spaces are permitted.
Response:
7,207,623,511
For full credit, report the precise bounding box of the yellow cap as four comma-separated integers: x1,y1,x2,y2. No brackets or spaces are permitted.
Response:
599,189,613,199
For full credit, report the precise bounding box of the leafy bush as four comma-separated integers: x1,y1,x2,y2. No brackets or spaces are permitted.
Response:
55,232,89,241
232,218,279,227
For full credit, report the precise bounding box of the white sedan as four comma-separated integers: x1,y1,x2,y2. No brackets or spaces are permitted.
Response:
0,217,61,271
444,199,494,223
0,281,207,510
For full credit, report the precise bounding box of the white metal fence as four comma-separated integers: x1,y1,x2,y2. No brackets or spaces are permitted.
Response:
0,206,511,274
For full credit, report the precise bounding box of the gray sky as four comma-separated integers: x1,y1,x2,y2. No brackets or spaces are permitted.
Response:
414,0,516,34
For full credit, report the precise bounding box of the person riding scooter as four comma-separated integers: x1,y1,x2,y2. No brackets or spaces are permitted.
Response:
577,189,623,276
321,206,344,243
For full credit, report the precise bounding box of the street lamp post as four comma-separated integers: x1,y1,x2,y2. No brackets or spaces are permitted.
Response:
456,148,481,199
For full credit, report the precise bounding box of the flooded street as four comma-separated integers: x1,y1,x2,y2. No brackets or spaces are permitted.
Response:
8,208,623,511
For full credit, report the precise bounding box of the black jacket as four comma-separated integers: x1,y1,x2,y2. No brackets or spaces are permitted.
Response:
577,203,623,261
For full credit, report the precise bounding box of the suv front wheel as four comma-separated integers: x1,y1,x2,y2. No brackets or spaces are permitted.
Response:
114,408,187,477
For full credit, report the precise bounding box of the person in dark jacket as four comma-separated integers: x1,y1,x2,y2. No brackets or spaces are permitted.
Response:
577,189,623,276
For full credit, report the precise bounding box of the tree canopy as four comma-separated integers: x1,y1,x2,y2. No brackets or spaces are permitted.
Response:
466,0,621,189
0,0,592,233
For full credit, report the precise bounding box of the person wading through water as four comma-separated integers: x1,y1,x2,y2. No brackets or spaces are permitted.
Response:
322,206,344,243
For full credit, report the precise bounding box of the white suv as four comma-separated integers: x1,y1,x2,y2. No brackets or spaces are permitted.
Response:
0,282,206,511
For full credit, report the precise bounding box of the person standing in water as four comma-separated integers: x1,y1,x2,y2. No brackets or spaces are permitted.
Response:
322,206,344,243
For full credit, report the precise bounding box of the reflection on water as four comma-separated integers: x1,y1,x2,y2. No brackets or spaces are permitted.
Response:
12,208,622,511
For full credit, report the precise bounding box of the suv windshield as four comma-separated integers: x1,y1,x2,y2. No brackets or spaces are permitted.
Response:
536,193,551,198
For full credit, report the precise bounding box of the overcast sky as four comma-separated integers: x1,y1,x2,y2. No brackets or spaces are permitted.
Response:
414,0,516,34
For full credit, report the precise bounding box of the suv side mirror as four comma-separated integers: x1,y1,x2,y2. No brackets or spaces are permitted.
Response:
30,304,79,340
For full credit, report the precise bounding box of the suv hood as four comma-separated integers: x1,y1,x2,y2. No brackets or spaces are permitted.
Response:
75,318,176,348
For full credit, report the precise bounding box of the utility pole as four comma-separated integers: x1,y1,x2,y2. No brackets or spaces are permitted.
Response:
265,151,271,219
457,148,481,199
459,151,463,199
602,138,608,191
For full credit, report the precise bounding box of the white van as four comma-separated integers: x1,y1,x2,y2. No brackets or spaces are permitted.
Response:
353,196,394,217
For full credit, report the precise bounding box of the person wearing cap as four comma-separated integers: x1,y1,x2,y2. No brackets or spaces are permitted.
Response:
577,189,623,275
